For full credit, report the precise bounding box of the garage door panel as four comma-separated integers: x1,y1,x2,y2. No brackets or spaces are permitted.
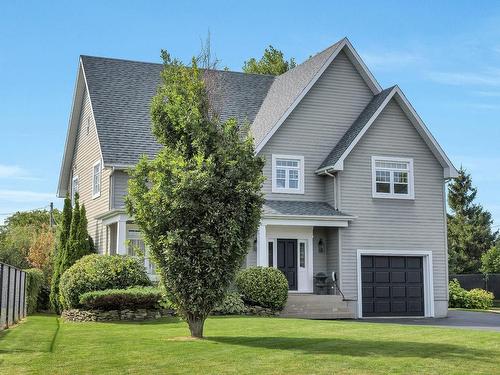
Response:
374,257,389,268
375,286,390,298
407,271,421,283
375,271,390,283
391,271,406,283
362,286,373,298
391,286,406,298
361,255,424,317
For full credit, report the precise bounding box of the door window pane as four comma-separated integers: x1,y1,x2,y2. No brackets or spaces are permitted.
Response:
299,242,305,268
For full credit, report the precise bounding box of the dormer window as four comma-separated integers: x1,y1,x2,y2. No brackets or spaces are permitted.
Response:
272,155,304,194
372,156,414,199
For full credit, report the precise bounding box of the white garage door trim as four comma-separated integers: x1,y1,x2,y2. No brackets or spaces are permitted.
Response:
356,249,435,318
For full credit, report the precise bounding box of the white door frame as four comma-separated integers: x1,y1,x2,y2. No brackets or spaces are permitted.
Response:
356,249,435,318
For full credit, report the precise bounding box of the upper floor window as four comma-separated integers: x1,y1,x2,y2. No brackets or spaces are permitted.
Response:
272,155,304,194
372,156,414,199
71,175,79,204
92,160,101,199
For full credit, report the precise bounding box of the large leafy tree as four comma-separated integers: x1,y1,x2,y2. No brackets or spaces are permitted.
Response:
126,52,264,338
243,45,296,75
447,167,498,273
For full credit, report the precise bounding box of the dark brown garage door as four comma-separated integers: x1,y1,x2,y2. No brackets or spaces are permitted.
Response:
361,255,424,317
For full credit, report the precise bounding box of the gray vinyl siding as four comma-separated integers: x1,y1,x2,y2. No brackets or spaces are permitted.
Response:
112,170,130,209
313,227,327,275
68,88,110,254
259,51,373,201
326,227,339,278
339,99,447,301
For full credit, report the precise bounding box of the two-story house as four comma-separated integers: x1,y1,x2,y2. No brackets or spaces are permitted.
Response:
57,38,457,319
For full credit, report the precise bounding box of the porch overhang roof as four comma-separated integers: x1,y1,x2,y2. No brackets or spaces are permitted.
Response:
262,200,355,227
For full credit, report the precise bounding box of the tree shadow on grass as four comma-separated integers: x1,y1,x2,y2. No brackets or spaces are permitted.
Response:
207,336,497,363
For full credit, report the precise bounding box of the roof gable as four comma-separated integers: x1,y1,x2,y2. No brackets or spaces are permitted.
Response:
252,37,382,153
316,86,458,178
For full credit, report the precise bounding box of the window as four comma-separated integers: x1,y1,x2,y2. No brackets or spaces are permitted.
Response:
372,157,414,199
299,242,306,268
92,160,101,198
71,175,79,204
272,155,304,194
268,242,273,267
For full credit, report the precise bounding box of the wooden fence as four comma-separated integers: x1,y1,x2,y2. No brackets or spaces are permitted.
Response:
0,262,27,330
449,273,500,299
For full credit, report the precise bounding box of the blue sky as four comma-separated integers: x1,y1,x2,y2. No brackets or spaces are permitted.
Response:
1,1,499,226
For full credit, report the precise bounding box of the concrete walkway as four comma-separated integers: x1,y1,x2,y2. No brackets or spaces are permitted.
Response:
362,310,500,332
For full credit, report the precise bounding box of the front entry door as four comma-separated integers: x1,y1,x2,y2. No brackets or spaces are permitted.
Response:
277,239,298,290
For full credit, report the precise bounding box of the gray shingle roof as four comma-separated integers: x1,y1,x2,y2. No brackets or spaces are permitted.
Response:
250,41,343,147
81,56,275,166
317,86,395,171
263,200,351,217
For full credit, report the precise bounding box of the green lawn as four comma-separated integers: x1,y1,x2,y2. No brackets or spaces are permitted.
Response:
1,314,499,374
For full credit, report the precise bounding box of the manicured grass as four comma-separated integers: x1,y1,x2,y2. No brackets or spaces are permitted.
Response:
1,314,499,374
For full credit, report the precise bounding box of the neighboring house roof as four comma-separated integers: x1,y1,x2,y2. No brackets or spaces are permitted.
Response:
263,200,353,219
81,56,275,167
252,38,382,153
316,86,458,178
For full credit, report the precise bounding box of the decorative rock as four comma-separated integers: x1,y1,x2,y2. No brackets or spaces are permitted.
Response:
62,308,175,322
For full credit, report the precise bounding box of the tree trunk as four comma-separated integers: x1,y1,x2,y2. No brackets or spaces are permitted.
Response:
187,316,205,338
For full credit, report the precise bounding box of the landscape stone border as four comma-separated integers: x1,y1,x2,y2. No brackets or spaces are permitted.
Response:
62,308,175,322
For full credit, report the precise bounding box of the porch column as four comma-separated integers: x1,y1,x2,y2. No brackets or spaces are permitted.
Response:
116,218,127,255
256,222,267,266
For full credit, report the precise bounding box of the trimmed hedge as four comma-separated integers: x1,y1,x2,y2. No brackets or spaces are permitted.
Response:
79,287,162,310
235,267,288,310
25,268,44,314
59,255,151,310
449,279,494,309
212,291,247,315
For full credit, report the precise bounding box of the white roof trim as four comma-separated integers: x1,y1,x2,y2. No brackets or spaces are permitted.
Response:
57,57,105,198
254,38,382,154
317,86,458,179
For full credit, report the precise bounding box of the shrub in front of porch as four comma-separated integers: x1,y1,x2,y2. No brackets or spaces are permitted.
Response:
235,266,288,310
59,254,151,310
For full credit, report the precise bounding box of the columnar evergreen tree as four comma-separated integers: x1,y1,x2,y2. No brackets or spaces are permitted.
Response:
447,167,498,273
50,194,95,312
126,52,264,338
243,45,296,75
50,195,72,312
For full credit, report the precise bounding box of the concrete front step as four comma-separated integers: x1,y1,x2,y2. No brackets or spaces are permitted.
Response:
281,293,355,319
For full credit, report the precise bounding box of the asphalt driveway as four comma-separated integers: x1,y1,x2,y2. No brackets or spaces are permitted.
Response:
362,310,500,332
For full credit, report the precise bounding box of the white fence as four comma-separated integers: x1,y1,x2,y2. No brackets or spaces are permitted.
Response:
0,263,27,330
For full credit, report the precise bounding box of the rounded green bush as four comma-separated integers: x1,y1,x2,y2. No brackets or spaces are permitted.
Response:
235,266,288,310
79,287,162,310
212,291,247,315
59,254,151,310
448,278,494,310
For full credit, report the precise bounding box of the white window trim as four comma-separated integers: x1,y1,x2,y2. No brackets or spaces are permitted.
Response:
356,249,435,318
371,156,414,200
271,154,305,194
71,174,79,203
92,160,102,199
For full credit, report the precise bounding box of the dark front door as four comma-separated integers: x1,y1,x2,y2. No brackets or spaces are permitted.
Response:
277,239,298,291
361,255,424,317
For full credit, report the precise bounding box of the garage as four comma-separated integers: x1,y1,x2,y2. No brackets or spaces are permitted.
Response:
361,255,424,317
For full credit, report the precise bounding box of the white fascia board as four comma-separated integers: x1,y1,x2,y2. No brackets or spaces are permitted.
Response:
392,87,458,179
316,86,458,179
254,38,382,154
57,62,85,198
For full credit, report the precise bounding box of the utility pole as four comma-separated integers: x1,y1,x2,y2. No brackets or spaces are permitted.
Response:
49,202,55,228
